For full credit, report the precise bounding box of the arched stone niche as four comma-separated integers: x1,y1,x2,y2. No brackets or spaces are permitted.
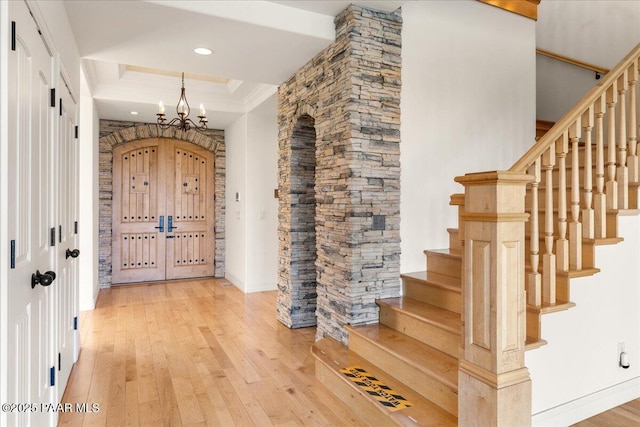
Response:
98,122,225,287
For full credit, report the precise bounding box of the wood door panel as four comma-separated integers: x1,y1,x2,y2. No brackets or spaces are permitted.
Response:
113,139,214,284
166,142,215,280
120,232,160,270
112,140,166,283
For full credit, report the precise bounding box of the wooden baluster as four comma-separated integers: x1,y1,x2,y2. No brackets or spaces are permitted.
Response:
617,71,629,209
628,61,639,208
606,82,618,210
556,132,569,272
542,143,556,305
582,105,595,239
569,121,582,270
594,95,607,238
527,158,541,306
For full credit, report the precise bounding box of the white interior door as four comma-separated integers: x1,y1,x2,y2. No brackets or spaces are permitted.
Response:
54,81,78,404
6,2,56,426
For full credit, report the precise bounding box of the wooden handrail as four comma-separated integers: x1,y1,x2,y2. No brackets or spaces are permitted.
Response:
511,43,640,172
536,48,610,75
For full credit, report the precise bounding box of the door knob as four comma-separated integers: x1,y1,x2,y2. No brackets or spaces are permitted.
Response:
32,270,56,289
65,248,80,259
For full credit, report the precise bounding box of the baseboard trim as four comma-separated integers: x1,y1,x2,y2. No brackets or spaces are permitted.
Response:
224,273,245,292
532,377,640,426
245,283,277,293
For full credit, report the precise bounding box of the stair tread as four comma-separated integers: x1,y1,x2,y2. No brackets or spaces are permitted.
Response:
401,271,462,293
583,237,624,245
377,297,461,334
525,337,548,351
347,323,458,391
525,265,601,279
558,267,601,279
312,338,458,427
527,301,577,314
423,248,461,259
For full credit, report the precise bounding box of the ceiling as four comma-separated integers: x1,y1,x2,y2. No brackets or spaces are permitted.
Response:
64,0,405,129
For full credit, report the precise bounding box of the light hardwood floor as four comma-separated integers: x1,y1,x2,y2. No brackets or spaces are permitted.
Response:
59,278,364,426
58,277,640,426
572,398,640,427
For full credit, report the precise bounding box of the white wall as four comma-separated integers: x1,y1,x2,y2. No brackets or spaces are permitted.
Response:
78,70,100,310
528,214,640,426
246,96,279,292
537,1,640,68
536,53,597,122
225,95,279,293
536,0,640,121
225,115,248,289
400,1,536,272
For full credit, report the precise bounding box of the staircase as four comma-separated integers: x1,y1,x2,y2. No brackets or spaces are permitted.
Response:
312,43,640,425
312,231,462,426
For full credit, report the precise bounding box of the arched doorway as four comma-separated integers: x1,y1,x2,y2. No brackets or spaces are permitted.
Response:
98,123,226,287
111,138,215,284
281,114,318,327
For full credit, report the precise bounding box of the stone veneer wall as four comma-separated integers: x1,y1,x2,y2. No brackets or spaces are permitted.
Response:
99,120,225,287
287,116,318,327
277,5,402,343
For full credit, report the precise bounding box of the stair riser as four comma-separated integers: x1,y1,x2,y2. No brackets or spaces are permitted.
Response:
379,306,459,358
348,333,458,417
315,362,398,427
403,278,462,314
425,254,461,279
447,228,462,254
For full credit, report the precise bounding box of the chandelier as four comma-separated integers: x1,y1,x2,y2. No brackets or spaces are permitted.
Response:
157,73,208,132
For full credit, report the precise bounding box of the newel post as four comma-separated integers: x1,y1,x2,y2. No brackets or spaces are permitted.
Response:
454,171,533,427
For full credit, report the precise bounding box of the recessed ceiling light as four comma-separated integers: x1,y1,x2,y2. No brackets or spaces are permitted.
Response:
130,111,139,115
194,47,213,56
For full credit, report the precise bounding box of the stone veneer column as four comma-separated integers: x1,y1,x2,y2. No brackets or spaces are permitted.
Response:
277,5,402,343
98,121,225,287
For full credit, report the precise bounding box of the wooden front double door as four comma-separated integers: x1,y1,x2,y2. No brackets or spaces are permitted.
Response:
112,138,215,284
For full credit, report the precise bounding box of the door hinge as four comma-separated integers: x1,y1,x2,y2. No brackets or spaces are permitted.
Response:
58,353,61,371
73,316,78,330
74,221,78,234
59,99,62,116
10,240,16,269
11,21,16,51
75,125,79,139
50,366,55,387
50,89,55,108
50,228,56,247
